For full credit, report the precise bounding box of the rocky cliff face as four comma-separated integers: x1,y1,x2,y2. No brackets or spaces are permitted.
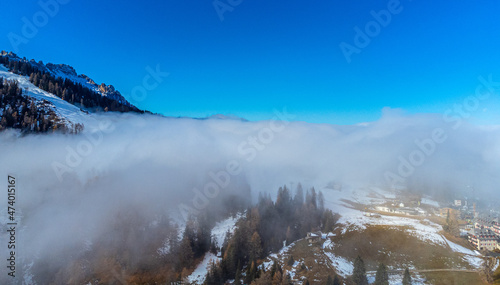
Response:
0,51,135,108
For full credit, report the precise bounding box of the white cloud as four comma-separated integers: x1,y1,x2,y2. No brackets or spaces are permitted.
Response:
0,110,499,282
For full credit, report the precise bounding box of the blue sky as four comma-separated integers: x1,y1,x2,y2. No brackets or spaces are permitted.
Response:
1,0,500,124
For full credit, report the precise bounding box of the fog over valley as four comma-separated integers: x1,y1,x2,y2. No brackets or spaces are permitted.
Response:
1,108,500,282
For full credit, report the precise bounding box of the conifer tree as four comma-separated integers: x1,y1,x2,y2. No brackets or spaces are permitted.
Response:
402,268,412,285
352,256,368,285
374,263,389,285
333,274,341,285
234,262,242,285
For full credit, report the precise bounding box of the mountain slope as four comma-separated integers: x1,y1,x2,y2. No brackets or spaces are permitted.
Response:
1,51,135,108
0,51,143,133
0,64,90,131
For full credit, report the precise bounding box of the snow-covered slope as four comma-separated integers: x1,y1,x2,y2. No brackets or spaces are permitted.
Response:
187,213,244,284
0,64,91,128
320,185,484,269
1,51,132,107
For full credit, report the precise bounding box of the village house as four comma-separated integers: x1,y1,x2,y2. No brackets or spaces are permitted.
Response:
492,220,500,236
375,206,393,213
306,232,322,243
475,218,500,236
468,228,499,251
306,231,333,244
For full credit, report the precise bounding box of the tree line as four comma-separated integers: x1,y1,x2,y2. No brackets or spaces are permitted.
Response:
0,54,142,114
351,256,413,285
0,77,82,133
204,184,340,284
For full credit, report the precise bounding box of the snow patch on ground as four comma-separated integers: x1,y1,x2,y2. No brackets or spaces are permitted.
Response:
492,258,499,272
324,251,353,277
321,185,482,269
187,253,219,284
186,213,243,284
211,212,244,248
260,240,298,271
338,209,446,246
463,254,484,269
444,239,478,256
156,240,170,256
323,239,333,250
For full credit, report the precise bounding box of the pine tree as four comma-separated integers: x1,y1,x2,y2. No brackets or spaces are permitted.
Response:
318,191,325,212
286,226,293,244
294,183,304,207
352,256,368,285
323,209,338,232
249,231,263,261
287,255,294,266
205,260,223,285
245,260,257,284
234,262,242,285
270,261,278,278
374,263,389,285
178,236,194,269
402,268,412,285
333,274,341,285
326,275,334,285
272,270,282,285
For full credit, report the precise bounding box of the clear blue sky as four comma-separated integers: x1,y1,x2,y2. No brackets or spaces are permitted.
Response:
2,0,500,124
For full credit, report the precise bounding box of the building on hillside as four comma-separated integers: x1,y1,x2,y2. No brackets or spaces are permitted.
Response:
468,229,499,251
375,206,394,213
306,232,322,243
394,207,419,216
459,221,474,237
454,200,462,207
475,218,500,236
492,220,500,236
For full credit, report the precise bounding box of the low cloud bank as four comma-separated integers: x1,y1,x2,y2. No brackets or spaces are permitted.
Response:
0,108,499,282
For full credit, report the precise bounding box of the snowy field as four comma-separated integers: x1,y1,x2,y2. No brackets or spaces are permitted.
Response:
321,186,484,270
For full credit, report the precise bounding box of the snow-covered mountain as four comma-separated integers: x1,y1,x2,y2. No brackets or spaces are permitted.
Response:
0,64,90,129
1,51,133,107
0,51,142,133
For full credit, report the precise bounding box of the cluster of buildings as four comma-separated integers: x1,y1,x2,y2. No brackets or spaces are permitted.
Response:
373,202,428,217
306,231,335,244
367,194,500,253
468,217,500,251
441,199,500,252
